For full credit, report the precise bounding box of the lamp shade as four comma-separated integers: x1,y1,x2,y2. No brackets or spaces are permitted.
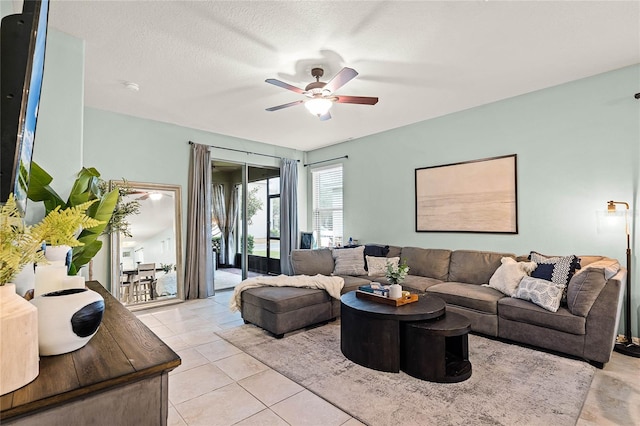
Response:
305,98,333,116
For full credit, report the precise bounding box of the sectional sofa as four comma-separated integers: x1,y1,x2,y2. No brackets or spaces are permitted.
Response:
239,245,625,366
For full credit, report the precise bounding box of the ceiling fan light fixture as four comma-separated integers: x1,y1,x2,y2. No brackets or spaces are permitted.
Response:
305,97,333,117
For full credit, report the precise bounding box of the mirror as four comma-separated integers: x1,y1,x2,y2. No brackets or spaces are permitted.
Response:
109,181,183,307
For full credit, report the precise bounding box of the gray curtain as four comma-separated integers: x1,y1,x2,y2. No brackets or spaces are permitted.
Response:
185,143,213,299
212,184,227,265
280,158,298,275
227,185,239,267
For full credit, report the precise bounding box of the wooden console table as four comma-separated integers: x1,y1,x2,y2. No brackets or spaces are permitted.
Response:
0,281,181,425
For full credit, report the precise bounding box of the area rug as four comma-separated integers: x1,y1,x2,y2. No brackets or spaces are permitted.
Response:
216,322,595,426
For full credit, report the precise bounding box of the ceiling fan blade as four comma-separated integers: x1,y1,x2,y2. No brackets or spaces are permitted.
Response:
323,67,358,94
319,111,332,121
265,78,305,94
265,100,304,111
335,95,378,105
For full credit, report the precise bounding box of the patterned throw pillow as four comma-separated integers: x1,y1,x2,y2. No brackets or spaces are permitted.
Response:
514,276,565,312
529,251,580,305
529,252,580,286
366,256,399,277
332,246,367,276
484,257,537,296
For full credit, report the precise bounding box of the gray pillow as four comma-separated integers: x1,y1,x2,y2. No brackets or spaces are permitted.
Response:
290,248,334,275
332,246,367,276
513,276,565,312
566,268,608,317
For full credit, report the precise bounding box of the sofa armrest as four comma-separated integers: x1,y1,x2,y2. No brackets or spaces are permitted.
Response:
583,268,626,364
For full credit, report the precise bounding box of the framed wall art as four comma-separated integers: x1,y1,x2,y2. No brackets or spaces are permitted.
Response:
415,154,518,233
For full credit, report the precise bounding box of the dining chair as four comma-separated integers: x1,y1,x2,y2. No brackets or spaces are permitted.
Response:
134,263,156,302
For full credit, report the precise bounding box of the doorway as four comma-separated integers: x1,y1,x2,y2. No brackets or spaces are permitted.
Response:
211,161,280,291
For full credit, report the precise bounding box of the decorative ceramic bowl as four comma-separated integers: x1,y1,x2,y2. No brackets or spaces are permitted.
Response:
30,288,105,356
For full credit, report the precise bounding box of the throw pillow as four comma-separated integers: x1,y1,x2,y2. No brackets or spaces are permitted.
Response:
363,244,390,270
566,268,608,317
529,251,581,305
514,276,565,312
366,256,399,277
484,257,537,296
574,258,620,280
332,246,367,276
529,251,581,286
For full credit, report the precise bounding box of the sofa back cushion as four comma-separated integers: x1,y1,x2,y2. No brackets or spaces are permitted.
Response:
386,245,403,258
448,250,515,284
290,249,334,276
400,247,451,280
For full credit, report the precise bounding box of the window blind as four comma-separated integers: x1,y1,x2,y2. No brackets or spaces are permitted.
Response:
311,165,343,248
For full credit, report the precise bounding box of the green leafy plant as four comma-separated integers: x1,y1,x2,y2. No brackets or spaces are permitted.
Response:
0,195,101,285
247,234,255,254
386,260,410,284
27,162,119,275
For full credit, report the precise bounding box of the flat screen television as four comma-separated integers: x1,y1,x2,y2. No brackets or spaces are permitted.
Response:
1,0,50,215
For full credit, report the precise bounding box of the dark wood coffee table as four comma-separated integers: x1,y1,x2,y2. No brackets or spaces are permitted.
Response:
340,291,446,373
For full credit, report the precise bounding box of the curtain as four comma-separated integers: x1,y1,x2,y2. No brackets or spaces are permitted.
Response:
212,184,227,266
280,158,298,275
227,185,239,267
185,143,213,299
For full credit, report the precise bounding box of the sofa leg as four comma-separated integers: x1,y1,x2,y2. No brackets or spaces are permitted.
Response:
589,360,605,369
274,333,285,339
243,319,251,324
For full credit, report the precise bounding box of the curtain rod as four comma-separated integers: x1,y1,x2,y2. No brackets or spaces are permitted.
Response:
188,141,299,162
303,155,349,167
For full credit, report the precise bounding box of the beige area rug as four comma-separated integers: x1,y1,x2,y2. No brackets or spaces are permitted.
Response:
216,321,595,426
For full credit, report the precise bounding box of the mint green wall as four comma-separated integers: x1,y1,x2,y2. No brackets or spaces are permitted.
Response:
82,109,305,286
27,30,85,221
306,64,640,337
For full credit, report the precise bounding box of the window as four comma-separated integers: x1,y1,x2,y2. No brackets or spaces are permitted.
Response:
312,165,343,248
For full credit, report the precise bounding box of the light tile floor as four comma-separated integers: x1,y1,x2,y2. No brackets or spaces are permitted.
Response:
136,292,640,426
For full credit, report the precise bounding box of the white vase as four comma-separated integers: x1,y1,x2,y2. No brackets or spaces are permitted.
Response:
44,245,71,266
30,288,105,356
389,283,402,299
0,284,39,395
13,262,36,298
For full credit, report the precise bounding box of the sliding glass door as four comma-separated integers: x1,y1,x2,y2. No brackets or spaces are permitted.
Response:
211,161,280,292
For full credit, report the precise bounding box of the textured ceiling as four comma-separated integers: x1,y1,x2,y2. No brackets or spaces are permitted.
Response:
30,1,640,150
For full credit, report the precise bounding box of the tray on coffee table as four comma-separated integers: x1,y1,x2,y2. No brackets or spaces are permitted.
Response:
355,290,419,306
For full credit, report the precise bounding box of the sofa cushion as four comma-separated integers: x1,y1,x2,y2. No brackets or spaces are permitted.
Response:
290,249,334,276
242,286,331,314
401,247,451,281
448,250,514,285
498,297,586,335
513,276,565,312
574,258,620,280
332,246,367,276
566,267,609,317
399,275,443,293
426,282,504,314
386,245,403,258
485,257,537,296
366,256,399,277
340,275,374,294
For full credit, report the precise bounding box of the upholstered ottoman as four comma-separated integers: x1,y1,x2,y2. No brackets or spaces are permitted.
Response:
240,286,338,338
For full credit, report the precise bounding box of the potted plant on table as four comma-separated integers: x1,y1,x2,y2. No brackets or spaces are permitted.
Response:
386,260,410,299
0,194,102,395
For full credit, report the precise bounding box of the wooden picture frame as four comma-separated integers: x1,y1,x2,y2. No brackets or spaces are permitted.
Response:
415,154,518,233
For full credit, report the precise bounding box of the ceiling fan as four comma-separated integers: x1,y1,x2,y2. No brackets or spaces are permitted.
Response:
265,67,378,121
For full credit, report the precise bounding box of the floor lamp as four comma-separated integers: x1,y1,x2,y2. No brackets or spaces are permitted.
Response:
608,200,640,357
